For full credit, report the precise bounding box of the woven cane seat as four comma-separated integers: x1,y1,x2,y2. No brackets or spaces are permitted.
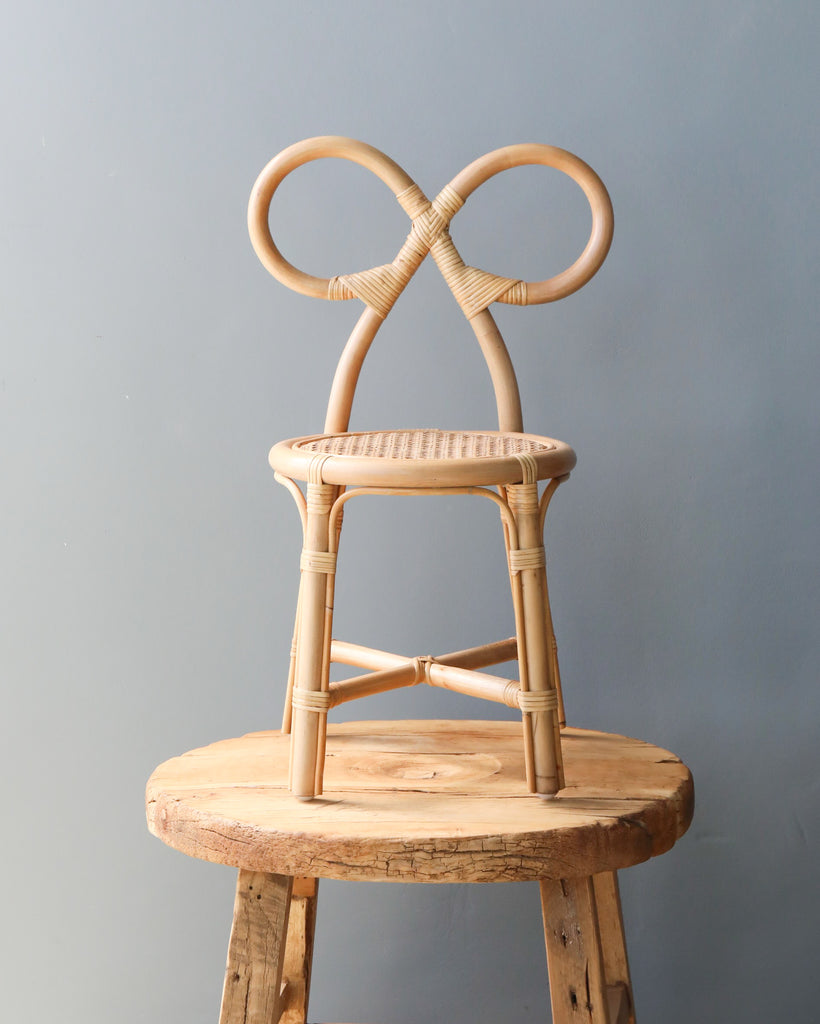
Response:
269,428,576,488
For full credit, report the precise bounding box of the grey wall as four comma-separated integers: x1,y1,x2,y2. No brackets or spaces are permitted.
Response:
2,3,817,1022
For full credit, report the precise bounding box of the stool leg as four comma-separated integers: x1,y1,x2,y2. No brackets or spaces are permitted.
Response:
507,481,564,795
592,872,635,1024
540,874,635,1024
219,870,293,1024
279,878,319,1024
290,482,336,798
540,877,610,1024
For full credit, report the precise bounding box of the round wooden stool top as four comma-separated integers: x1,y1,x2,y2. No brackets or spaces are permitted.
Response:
146,721,693,883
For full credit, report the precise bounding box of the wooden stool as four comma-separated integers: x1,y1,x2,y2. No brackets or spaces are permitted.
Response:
147,721,693,1022
146,138,694,1022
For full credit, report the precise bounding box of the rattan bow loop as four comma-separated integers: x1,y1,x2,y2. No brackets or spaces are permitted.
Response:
248,136,613,320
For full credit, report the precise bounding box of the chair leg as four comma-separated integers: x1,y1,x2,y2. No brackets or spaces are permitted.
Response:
290,481,337,799
280,878,320,1024
219,870,293,1024
540,874,635,1024
507,480,564,795
281,581,303,734
540,554,566,729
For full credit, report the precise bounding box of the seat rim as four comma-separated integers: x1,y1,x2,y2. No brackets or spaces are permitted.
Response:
269,428,577,487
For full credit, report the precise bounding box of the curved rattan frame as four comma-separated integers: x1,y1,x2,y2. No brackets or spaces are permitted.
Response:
249,136,612,434
251,138,613,800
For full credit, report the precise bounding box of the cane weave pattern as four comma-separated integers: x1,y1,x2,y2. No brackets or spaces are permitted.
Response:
295,429,554,461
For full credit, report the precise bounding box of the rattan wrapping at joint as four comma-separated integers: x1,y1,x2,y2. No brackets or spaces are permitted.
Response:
300,550,338,575
517,688,559,713
509,546,546,573
291,687,332,714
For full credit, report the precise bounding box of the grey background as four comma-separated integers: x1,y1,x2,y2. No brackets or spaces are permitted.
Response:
2,2,817,1022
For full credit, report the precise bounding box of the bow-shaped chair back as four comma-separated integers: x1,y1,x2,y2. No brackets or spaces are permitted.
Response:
248,137,613,434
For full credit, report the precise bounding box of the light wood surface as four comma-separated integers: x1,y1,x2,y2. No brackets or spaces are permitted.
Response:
147,721,692,883
541,876,611,1023
219,870,292,1024
593,871,635,1023
278,877,318,1024
540,873,635,1024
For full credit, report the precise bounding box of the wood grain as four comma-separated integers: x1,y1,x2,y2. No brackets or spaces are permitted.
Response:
541,876,610,1023
218,870,292,1024
147,721,693,883
593,872,634,1023
279,878,318,1024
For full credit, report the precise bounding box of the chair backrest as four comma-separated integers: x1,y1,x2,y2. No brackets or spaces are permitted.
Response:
248,137,613,435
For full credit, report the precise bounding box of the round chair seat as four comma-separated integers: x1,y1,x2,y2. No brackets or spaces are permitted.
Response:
269,428,576,488
146,720,693,883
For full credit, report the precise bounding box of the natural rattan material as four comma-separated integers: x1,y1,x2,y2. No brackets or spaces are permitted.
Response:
270,429,576,489
328,182,527,321
295,429,554,461
249,140,614,437
249,139,612,800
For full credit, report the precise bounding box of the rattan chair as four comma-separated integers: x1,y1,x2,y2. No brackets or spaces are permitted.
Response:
252,136,615,801
146,137,693,1024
